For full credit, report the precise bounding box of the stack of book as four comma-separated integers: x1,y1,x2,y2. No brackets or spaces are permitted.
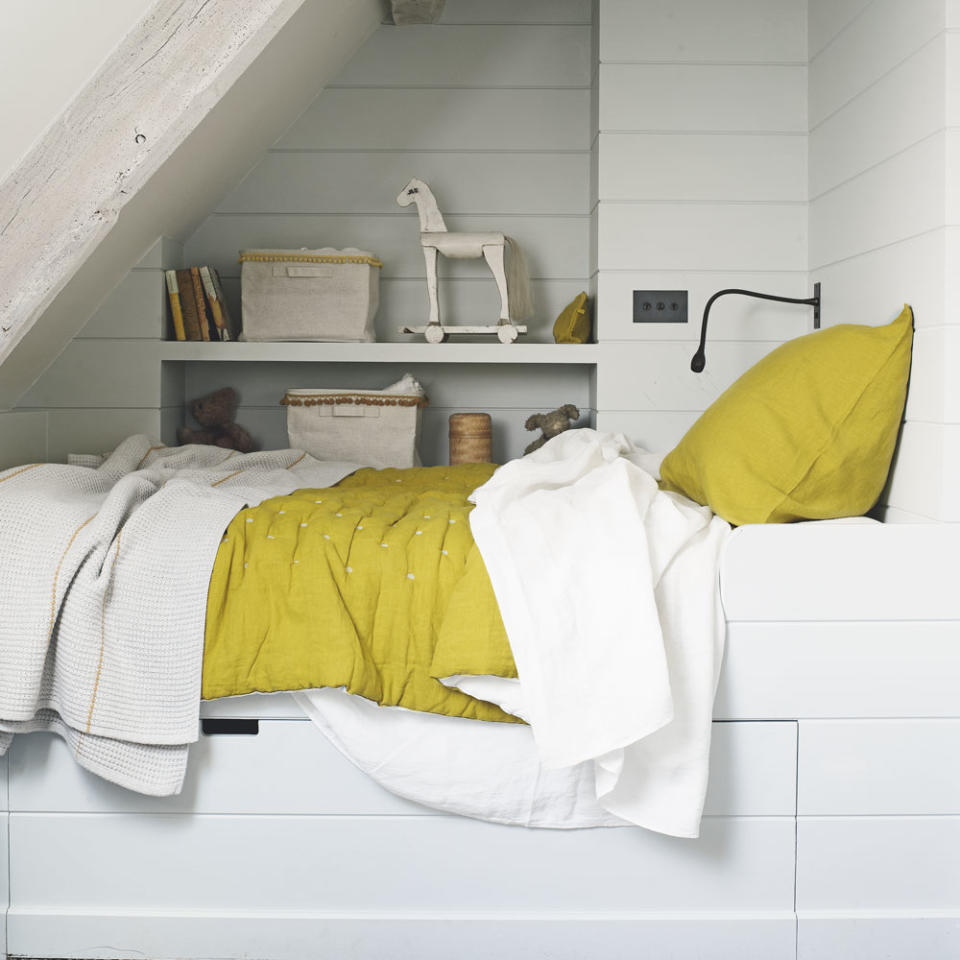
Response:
165,266,234,341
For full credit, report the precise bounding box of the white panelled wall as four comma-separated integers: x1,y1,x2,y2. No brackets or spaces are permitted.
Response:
7,0,960,517
593,0,810,451
809,0,960,521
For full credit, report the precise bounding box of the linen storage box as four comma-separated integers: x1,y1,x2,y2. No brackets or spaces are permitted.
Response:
282,374,427,469
239,247,382,342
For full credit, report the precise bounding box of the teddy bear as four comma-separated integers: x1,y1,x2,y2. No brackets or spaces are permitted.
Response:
177,386,255,453
524,404,580,455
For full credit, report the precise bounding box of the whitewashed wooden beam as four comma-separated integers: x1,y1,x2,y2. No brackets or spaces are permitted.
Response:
0,0,382,405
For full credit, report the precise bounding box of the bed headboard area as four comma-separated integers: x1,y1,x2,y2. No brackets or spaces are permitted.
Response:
3,0,957,523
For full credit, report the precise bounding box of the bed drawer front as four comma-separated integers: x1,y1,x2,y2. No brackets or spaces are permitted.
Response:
7,720,797,818
9,812,796,914
799,720,960,815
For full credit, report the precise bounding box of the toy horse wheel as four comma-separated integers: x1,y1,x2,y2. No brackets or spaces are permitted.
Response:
424,324,447,343
496,323,519,344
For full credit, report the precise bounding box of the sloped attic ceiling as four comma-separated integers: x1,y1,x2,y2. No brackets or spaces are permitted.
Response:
0,0,383,409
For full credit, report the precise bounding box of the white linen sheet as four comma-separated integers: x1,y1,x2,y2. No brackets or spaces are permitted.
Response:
295,688,627,829
457,430,730,838
0,436,360,795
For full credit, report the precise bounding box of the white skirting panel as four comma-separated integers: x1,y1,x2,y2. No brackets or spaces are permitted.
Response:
798,915,960,960
7,912,797,960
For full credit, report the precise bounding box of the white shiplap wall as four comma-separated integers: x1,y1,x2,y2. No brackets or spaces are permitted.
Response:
178,0,595,459
593,0,811,450
808,0,958,521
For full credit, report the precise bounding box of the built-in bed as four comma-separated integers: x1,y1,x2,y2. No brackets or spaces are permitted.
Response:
1,520,958,960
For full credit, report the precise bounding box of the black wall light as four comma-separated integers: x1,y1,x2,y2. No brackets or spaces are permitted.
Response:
691,282,821,372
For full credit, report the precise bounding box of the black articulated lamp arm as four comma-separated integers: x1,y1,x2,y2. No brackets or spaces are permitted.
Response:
691,282,821,372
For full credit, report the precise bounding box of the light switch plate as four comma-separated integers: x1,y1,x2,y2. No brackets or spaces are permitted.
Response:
633,290,688,323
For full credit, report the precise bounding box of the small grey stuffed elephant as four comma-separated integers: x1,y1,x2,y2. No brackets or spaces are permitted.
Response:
524,404,580,455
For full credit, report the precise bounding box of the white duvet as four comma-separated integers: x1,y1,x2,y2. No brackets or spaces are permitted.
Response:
302,430,730,838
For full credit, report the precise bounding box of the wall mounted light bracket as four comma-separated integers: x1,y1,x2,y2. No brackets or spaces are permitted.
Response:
691,281,821,372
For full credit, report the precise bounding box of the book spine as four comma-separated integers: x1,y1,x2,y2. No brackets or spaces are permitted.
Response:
176,269,202,340
165,270,186,341
200,265,229,340
190,266,214,341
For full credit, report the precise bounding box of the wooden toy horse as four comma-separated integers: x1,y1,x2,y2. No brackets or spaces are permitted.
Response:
396,177,532,343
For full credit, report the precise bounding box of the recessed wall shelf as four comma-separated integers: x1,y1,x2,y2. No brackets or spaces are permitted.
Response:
158,342,601,365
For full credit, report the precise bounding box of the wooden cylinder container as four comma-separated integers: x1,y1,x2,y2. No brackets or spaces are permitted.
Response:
449,413,492,464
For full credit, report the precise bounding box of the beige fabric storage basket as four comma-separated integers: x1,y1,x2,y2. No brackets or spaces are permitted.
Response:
282,375,427,469
239,247,382,342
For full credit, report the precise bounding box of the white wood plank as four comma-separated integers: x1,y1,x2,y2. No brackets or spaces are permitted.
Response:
808,0,873,59
596,339,783,411
599,202,806,272
809,0,945,127
880,504,937,523
8,813,796,913
594,410,698,452
77,268,166,340
716,622,960,721
708,722,797,817
44,408,162,463
600,133,806,203
797,817,960,910
721,522,960,621
17,340,161,409
599,64,807,133
161,341,599,364
8,723,427,817
799,720,960,815
7,720,793,818
597,270,811,341
810,37,945,198
799,916,960,960
905,326,947,424
600,0,806,64
0,411,47,468
813,230,946,329
948,32,960,125
276,88,591,151
885,421,960,521
809,133,946,271
220,152,591,216
6,912,798,960
0,753,7,809
333,24,591,88
184,213,590,281
439,0,592,24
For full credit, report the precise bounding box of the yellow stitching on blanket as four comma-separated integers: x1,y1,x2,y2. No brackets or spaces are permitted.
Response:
210,469,243,487
219,450,236,465
48,515,97,640
135,445,166,470
84,530,122,735
0,463,41,484
286,452,307,470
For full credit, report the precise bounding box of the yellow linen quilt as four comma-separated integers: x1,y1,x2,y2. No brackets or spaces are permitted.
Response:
202,464,518,722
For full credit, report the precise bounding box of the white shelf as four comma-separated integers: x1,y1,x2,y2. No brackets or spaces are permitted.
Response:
158,341,600,364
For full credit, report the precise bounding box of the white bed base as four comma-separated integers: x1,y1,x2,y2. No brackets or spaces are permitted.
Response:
2,523,959,960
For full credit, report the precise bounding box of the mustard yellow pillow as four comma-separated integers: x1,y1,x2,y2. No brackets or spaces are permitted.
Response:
659,305,914,525
553,291,591,344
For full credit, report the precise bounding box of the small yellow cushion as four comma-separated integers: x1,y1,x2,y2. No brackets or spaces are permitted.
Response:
659,305,914,525
553,291,591,344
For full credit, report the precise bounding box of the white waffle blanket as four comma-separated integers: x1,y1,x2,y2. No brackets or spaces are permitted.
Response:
0,436,359,795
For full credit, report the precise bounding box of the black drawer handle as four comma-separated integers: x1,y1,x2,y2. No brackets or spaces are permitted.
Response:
202,718,260,736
